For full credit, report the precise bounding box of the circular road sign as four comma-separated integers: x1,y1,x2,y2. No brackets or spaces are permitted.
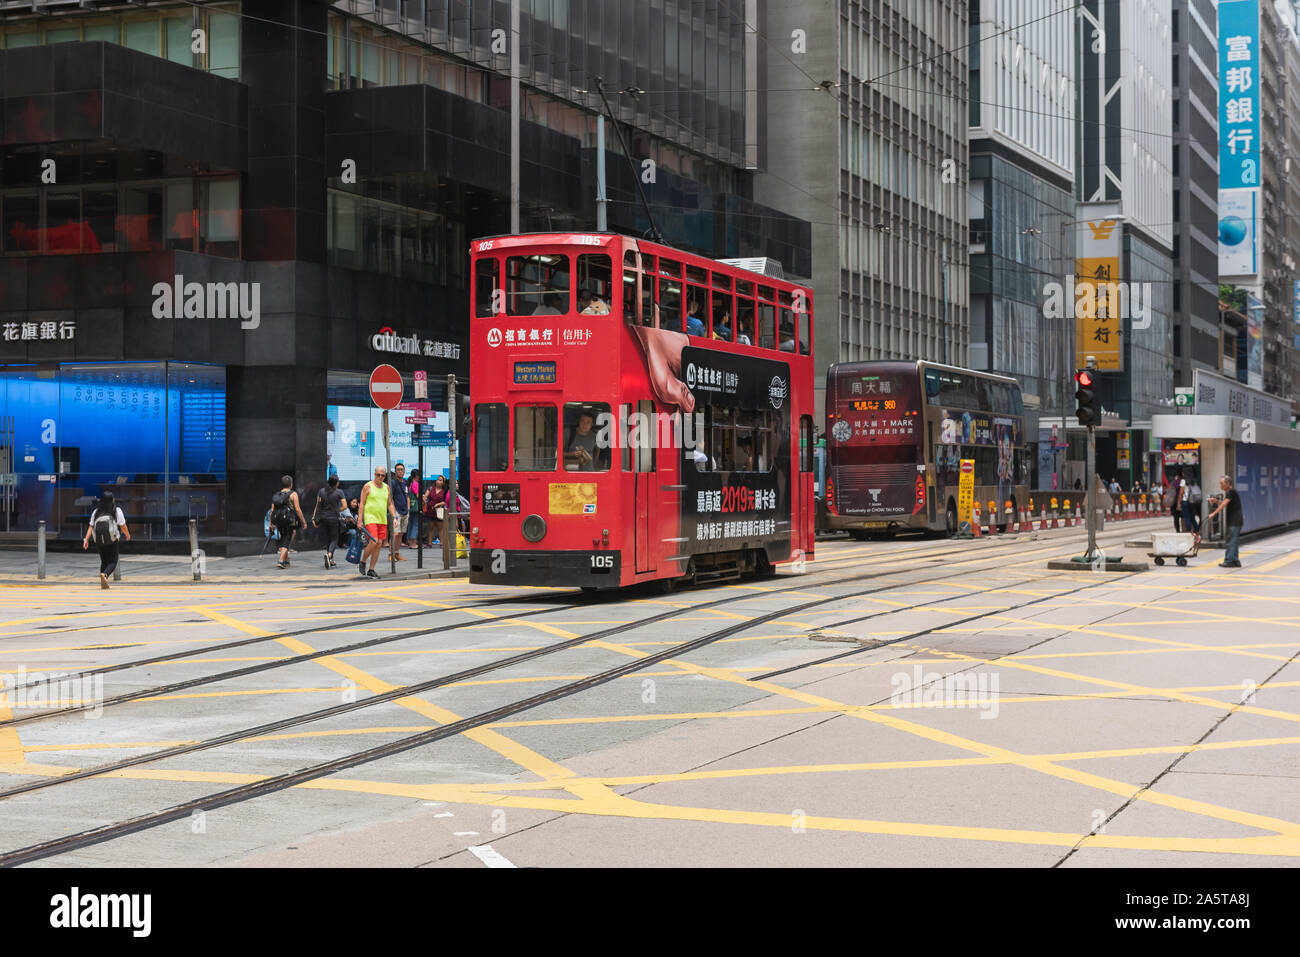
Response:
369,364,404,410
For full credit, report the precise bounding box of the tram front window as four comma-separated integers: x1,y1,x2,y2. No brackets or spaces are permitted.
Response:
474,403,509,472
563,402,611,472
514,405,558,471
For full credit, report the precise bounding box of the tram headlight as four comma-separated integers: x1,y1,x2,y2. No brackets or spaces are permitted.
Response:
522,513,547,543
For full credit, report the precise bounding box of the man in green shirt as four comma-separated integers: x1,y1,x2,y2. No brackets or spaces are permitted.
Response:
358,465,395,579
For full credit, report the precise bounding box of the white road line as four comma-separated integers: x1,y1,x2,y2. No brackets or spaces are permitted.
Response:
468,844,516,868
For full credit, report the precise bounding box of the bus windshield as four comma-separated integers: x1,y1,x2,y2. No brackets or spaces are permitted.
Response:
829,370,921,446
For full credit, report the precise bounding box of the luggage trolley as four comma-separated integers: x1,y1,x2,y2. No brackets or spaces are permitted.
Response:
1148,532,1201,567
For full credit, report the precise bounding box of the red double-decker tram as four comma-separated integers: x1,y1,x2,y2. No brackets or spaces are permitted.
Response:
466,232,816,591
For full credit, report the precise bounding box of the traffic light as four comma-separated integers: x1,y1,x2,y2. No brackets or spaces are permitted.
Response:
1074,369,1097,427
455,393,473,437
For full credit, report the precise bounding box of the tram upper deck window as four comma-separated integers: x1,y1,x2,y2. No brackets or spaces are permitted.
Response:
794,288,811,355
659,263,683,332
756,299,775,350
514,404,558,471
623,250,639,323
505,254,570,316
576,254,613,315
712,292,734,342
778,303,796,352
562,402,612,472
475,403,509,472
475,258,500,317
685,286,708,338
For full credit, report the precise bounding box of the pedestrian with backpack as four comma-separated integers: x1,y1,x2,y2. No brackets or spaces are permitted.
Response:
271,475,307,569
82,491,130,589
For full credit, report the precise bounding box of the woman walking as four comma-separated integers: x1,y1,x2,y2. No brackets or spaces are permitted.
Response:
271,475,307,569
82,491,131,589
424,474,449,546
312,473,346,568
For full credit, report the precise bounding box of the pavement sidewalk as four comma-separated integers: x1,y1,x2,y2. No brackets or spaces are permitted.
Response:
0,545,467,586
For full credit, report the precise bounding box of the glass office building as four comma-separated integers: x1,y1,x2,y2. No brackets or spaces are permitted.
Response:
0,2,809,539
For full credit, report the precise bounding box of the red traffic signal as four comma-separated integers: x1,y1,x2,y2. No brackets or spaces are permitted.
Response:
1074,369,1097,426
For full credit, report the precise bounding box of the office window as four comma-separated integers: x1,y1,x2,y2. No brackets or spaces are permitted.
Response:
164,13,192,67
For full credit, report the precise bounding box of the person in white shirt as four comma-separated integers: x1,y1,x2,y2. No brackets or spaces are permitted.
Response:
82,491,131,589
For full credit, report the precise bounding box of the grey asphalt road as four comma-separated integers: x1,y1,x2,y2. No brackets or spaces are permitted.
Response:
1,516,1297,868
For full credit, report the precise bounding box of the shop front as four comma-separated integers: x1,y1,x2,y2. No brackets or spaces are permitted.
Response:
0,361,225,540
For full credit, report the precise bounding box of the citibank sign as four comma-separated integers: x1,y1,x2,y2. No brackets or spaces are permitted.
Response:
371,327,461,359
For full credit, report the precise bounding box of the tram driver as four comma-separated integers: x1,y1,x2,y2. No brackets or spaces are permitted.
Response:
565,410,602,471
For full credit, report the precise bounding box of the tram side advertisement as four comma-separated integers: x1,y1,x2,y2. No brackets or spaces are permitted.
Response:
679,345,792,561
629,323,792,564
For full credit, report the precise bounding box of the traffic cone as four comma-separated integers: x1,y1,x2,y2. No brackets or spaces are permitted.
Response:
1003,500,1014,534
1074,504,1082,527
1039,506,1049,530
971,502,982,537
1019,506,1034,533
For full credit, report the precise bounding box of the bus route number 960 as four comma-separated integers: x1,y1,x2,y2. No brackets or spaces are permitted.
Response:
590,554,614,570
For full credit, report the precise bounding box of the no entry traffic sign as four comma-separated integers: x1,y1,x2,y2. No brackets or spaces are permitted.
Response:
369,364,404,410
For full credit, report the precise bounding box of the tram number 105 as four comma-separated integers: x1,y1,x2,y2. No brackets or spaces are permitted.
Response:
590,554,614,570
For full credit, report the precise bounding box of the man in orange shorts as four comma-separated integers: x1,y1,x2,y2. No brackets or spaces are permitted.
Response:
358,465,395,578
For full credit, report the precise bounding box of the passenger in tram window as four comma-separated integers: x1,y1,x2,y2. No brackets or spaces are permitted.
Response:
685,294,707,337
533,292,565,315
779,319,797,352
712,302,733,342
736,308,754,345
578,284,609,314
565,411,600,471
738,436,755,471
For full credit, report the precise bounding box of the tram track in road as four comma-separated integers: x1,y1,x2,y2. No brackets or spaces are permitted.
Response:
0,520,1139,729
0,533,1074,749
0,523,1151,863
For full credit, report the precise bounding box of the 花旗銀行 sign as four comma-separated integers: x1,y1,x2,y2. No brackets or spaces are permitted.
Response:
371,327,461,359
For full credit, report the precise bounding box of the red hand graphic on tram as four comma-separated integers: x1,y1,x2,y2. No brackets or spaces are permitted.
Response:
631,325,696,414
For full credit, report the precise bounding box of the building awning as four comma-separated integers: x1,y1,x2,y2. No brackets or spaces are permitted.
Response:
1151,414,1300,450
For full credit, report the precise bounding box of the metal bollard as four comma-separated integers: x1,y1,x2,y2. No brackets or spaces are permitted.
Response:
189,518,201,582
37,520,46,580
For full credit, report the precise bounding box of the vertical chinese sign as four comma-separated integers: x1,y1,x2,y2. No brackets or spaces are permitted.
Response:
1218,0,1260,278
1074,218,1123,370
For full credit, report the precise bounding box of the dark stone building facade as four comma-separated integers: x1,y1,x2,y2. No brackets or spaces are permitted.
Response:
0,1,809,540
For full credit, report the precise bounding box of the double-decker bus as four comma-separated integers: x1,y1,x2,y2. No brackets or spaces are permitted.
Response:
466,232,816,590
823,361,1030,536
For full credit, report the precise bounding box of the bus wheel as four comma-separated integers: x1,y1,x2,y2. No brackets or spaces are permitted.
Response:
581,586,599,595
848,529,870,541
946,501,959,537
656,576,677,594
754,551,776,579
